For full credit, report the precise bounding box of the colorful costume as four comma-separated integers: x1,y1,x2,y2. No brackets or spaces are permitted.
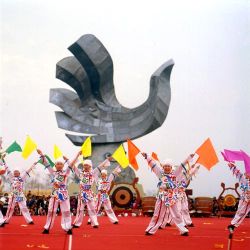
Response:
95,168,120,224
73,159,110,227
144,154,189,235
176,179,193,226
228,163,250,229
160,163,199,228
0,198,5,226
41,157,72,233
0,162,35,225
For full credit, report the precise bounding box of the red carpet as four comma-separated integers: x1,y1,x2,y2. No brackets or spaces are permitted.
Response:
0,216,249,250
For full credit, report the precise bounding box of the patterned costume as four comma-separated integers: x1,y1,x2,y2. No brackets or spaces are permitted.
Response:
228,163,250,229
41,157,72,233
0,198,6,226
160,164,199,228
0,162,34,226
145,154,189,235
95,169,119,224
73,159,110,227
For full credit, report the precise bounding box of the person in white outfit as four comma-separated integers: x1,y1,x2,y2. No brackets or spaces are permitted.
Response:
0,159,36,226
0,197,6,227
95,167,121,224
37,149,79,235
72,158,111,229
143,153,192,236
227,162,250,232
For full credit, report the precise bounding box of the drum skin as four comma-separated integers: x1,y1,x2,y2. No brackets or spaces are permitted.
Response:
112,186,133,208
224,194,237,207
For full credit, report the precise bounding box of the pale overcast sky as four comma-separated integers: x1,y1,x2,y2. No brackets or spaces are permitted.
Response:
0,0,250,197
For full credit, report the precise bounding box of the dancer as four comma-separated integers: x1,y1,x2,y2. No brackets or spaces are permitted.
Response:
0,197,6,227
160,161,200,229
227,162,250,232
0,159,36,226
37,149,79,235
143,153,192,236
95,167,121,224
72,157,111,228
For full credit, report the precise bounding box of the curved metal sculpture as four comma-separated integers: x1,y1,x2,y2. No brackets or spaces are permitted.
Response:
50,34,174,146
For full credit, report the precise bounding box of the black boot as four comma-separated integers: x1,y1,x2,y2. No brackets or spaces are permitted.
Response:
228,224,235,233
42,229,49,234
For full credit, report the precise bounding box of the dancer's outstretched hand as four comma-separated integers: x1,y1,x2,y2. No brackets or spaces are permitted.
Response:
37,149,43,156
228,162,235,167
63,156,69,161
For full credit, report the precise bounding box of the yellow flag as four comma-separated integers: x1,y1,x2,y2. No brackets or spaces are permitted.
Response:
112,144,129,168
22,136,37,159
81,137,92,157
53,144,63,160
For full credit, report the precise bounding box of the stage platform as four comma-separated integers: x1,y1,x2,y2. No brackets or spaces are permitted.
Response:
0,216,249,250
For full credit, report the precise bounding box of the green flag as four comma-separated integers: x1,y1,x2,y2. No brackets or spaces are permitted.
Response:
6,141,22,154
38,155,55,167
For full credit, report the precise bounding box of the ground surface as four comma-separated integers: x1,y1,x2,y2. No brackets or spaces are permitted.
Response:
0,216,249,250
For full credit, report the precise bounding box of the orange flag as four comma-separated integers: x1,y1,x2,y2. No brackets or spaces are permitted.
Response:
151,152,160,162
127,139,141,171
195,138,219,170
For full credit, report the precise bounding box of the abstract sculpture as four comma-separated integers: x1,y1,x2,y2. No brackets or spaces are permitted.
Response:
50,34,174,146
50,34,174,188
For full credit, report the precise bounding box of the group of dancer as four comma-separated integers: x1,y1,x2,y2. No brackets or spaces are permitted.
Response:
0,146,249,237
0,149,121,234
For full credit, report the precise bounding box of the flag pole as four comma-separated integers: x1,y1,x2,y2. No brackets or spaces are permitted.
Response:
227,230,233,250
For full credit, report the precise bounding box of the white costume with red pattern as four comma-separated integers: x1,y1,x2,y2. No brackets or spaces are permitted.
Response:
42,158,72,232
1,162,34,225
145,155,188,235
229,164,250,227
95,170,119,224
73,159,110,227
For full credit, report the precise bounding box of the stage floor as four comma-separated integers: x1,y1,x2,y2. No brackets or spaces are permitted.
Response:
0,216,249,250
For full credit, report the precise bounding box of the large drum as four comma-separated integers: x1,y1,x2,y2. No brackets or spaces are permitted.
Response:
111,186,133,208
224,194,237,207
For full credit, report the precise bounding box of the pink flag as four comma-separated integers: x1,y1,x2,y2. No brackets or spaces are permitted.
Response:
221,151,230,162
224,149,243,162
241,150,250,174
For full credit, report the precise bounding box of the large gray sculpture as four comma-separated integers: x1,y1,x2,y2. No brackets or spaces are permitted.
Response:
50,34,174,185
50,34,174,146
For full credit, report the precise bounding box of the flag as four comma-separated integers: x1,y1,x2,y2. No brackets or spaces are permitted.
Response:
127,139,140,171
152,152,160,162
38,155,55,167
22,136,37,159
6,141,22,154
224,149,243,162
221,151,230,162
81,137,92,158
222,149,250,174
241,150,250,174
53,144,63,160
195,138,219,170
112,144,129,168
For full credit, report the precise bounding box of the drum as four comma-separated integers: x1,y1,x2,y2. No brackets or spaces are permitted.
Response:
224,194,237,207
111,186,133,208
